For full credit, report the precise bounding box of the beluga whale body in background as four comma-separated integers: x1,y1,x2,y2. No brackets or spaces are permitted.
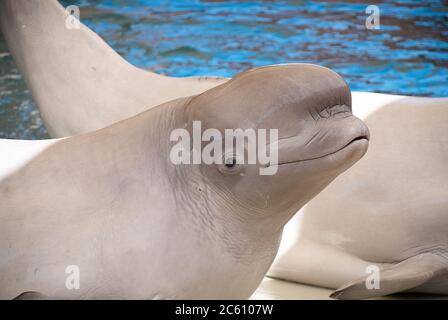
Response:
269,93,448,299
0,0,227,137
0,64,369,299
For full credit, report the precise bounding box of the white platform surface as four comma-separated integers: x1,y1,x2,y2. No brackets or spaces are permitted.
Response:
251,277,448,300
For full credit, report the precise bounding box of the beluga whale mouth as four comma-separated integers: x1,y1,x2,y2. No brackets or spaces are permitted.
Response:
275,134,370,166
264,114,370,168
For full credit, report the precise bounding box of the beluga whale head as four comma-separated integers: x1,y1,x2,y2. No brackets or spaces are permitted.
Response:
175,64,369,220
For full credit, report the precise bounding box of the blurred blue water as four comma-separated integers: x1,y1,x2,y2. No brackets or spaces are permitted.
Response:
0,0,447,139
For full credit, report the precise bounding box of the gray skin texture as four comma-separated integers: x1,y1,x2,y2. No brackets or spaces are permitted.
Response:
269,93,448,299
0,0,227,137
0,64,369,299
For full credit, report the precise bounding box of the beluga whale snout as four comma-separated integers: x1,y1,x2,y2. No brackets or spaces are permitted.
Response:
271,103,370,169
0,63,369,299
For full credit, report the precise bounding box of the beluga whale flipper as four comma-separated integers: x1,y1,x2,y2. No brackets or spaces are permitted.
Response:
269,92,448,299
331,252,448,299
0,0,227,137
0,64,369,299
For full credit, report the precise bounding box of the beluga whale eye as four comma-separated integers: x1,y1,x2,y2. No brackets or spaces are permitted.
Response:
218,152,243,175
225,156,237,168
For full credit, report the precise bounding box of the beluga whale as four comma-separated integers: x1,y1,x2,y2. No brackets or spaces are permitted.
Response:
0,64,369,299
